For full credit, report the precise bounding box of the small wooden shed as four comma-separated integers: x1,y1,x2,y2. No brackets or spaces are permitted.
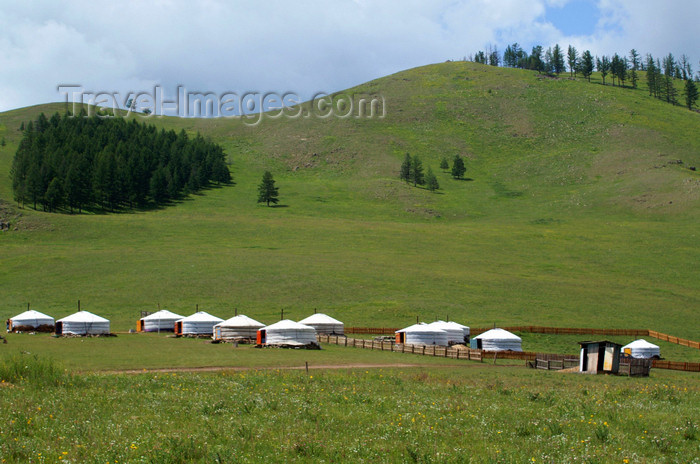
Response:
579,340,622,374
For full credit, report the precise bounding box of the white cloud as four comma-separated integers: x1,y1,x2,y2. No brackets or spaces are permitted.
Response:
0,0,697,112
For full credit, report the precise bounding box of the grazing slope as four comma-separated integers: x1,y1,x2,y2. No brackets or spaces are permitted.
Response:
0,62,698,339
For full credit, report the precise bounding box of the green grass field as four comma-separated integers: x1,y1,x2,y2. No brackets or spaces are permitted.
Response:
1,354,699,463
0,61,698,347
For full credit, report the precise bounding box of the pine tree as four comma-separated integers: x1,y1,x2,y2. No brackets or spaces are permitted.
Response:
646,55,658,97
567,45,578,78
684,79,699,110
45,177,63,212
629,49,640,89
425,168,439,192
451,155,466,179
257,171,279,206
149,166,169,204
597,56,610,85
410,156,425,187
552,44,565,75
439,157,449,171
529,46,544,72
0,137,5,147
400,153,411,182
581,51,594,82
662,53,678,105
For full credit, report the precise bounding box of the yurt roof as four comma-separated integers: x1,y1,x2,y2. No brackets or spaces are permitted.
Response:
141,310,184,321
216,314,264,328
298,313,343,325
57,310,109,323
474,328,521,341
264,319,315,331
622,339,660,350
10,310,54,321
177,311,223,323
396,323,446,334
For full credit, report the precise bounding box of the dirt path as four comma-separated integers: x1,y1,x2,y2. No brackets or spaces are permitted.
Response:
95,362,505,375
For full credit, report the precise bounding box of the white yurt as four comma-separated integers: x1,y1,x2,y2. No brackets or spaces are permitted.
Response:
8,310,55,332
427,321,469,345
174,311,223,336
395,323,449,346
473,328,522,352
213,315,265,341
258,319,317,346
56,311,110,335
138,310,184,332
622,339,661,359
297,313,344,335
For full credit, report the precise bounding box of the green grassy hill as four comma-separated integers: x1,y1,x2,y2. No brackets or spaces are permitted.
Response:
1,62,698,340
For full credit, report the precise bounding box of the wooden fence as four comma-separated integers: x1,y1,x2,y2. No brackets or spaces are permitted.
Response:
535,353,579,371
648,331,700,350
345,327,398,335
317,335,483,362
651,360,700,372
317,335,700,373
619,358,653,377
345,326,700,350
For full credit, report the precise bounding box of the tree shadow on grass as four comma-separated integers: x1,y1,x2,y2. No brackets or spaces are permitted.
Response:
268,204,289,208
453,177,474,181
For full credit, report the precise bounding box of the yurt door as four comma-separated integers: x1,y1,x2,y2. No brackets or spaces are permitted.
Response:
55,321,63,335
257,329,266,345
175,321,182,336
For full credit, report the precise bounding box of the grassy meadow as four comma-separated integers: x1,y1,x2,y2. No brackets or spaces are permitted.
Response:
1,354,699,463
0,62,698,351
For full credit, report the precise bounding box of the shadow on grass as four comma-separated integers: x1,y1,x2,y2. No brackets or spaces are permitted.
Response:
268,204,289,208
33,181,235,216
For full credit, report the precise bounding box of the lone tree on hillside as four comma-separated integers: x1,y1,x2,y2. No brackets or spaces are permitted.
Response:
257,171,279,206
451,155,466,179
426,167,440,192
439,157,449,171
400,153,411,182
410,156,425,187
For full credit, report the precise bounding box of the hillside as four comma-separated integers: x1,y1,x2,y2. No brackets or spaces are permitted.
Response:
0,62,698,339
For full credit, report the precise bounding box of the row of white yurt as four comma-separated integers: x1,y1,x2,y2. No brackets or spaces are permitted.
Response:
56,311,110,335
298,313,344,335
427,321,469,344
258,319,317,346
395,323,449,346
473,328,523,352
7,310,55,332
622,339,661,359
214,315,265,340
174,311,223,336
138,310,184,332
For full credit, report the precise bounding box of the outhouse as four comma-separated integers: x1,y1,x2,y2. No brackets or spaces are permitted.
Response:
578,340,622,374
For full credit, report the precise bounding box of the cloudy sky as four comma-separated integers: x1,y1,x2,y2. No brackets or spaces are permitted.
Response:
0,0,698,113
